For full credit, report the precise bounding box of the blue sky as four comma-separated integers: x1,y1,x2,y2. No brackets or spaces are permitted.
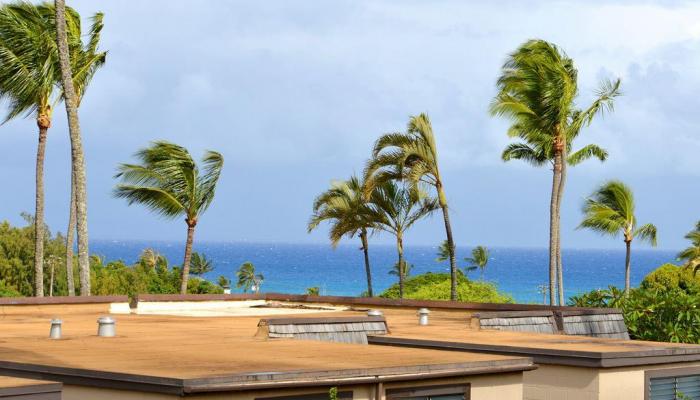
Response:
0,1,699,249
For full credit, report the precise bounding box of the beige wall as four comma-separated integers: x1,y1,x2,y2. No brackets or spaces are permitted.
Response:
62,373,522,400
524,361,700,400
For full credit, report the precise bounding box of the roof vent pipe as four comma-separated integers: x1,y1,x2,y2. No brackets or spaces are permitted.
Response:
49,319,62,339
97,316,116,337
418,308,430,326
367,309,383,317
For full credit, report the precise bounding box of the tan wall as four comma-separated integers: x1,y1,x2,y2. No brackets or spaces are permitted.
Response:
524,364,599,400
62,373,522,400
524,361,700,400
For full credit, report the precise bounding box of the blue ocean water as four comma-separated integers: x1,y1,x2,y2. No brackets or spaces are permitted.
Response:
90,240,679,303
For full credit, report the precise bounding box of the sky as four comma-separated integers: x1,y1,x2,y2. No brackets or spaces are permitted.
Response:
0,0,699,250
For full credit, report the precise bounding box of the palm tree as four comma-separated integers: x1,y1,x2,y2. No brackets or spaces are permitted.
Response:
678,221,700,274
436,240,476,277
236,261,263,293
491,39,621,305
365,113,458,300
370,180,438,298
308,175,378,297
465,246,489,280
217,275,230,289
190,252,213,276
113,141,224,294
578,180,657,293
55,0,106,296
0,3,59,296
61,9,106,296
389,260,413,278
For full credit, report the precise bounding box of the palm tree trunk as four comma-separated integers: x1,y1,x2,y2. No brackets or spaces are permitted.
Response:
360,229,373,297
555,157,568,305
64,175,76,296
180,221,196,294
55,0,91,296
437,184,457,301
33,122,49,297
549,157,562,306
397,233,405,299
624,239,632,294
49,259,55,297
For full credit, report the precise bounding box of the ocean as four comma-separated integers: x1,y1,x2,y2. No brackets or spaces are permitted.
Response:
90,240,679,304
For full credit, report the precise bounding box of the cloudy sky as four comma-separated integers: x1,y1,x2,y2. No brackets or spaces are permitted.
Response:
1,0,699,249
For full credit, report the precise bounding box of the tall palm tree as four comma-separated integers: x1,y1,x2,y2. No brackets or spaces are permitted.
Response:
491,39,621,305
55,0,105,295
113,141,224,294
0,2,103,296
61,9,106,296
678,221,700,274
308,175,378,297
578,180,657,293
370,180,438,298
0,3,58,297
236,261,263,293
365,113,458,299
465,245,489,280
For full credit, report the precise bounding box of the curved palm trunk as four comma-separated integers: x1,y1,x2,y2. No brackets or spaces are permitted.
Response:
397,232,405,299
64,175,76,296
55,0,91,296
180,221,196,294
360,229,373,297
624,239,632,294
549,156,562,306
437,185,458,301
555,157,568,305
33,121,49,297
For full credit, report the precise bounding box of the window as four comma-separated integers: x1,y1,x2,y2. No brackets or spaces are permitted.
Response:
648,370,700,400
255,391,352,400
386,384,469,400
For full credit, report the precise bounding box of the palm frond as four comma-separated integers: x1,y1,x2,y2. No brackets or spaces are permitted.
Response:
634,223,658,247
567,144,608,166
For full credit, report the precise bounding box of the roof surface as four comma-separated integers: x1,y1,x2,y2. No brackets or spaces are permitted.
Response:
0,304,532,395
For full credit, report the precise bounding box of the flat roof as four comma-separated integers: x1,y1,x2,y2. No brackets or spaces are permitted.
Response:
0,305,533,395
370,308,700,368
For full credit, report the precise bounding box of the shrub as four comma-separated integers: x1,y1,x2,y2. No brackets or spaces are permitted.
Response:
380,272,512,303
640,263,700,294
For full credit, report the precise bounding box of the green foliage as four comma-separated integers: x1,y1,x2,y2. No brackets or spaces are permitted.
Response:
640,263,700,293
328,387,338,400
569,264,700,344
306,286,320,296
379,272,512,303
465,245,489,279
190,252,213,276
217,275,231,288
678,220,700,273
236,261,263,293
388,261,413,277
0,218,224,298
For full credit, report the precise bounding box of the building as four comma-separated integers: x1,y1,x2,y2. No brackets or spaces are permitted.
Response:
0,294,697,400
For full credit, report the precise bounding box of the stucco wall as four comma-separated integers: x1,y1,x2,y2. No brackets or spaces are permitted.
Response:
62,373,522,400
524,361,700,400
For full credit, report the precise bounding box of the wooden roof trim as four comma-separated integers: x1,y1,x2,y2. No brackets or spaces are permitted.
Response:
0,357,534,395
0,296,128,305
258,316,386,326
135,293,620,314
367,336,700,368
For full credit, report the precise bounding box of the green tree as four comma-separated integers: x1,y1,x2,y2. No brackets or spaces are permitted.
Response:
578,180,657,293
55,0,105,296
388,260,413,278
370,180,438,298
217,275,230,288
0,2,102,296
436,240,476,277
465,246,490,280
365,113,458,300
678,221,700,274
189,252,213,276
308,175,379,297
113,141,224,294
490,39,620,305
306,286,320,296
236,261,263,293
